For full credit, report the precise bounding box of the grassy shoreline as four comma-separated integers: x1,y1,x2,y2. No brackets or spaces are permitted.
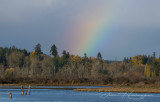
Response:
0,83,107,86
74,87,160,93
1,84,160,93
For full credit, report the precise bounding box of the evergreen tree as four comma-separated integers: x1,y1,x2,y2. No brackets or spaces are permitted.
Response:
97,52,102,60
0,48,3,63
123,57,129,63
61,50,67,66
153,52,156,58
84,53,87,58
62,50,67,57
60,50,70,67
142,55,148,64
147,55,152,65
34,43,42,55
50,44,58,57
66,52,70,59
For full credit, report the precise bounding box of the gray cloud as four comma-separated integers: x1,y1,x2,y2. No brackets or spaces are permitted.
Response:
0,0,160,60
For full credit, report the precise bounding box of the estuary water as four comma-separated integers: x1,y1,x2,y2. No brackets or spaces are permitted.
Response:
0,86,160,102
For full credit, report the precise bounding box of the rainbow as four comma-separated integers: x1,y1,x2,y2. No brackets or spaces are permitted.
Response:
65,1,120,57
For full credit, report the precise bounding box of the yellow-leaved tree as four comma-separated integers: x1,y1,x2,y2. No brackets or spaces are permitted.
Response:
131,55,143,66
144,64,151,77
152,70,156,77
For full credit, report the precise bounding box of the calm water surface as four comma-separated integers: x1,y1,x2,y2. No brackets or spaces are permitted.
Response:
0,86,159,102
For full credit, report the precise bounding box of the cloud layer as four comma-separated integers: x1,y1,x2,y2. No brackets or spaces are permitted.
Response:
0,0,160,60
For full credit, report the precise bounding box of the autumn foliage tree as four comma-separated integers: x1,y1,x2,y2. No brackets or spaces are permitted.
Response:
0,45,160,85
131,55,143,65
144,64,151,77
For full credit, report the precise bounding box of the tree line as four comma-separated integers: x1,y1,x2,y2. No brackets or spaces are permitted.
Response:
0,44,159,86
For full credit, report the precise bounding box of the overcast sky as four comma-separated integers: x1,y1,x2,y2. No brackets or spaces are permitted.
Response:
0,0,160,60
